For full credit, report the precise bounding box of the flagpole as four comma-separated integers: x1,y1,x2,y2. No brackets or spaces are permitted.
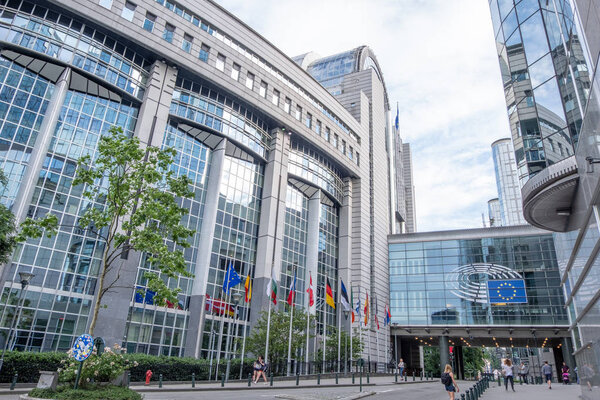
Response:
337,278,341,374
350,285,353,372
239,276,251,380
322,293,326,372
305,273,311,375
215,262,232,381
286,266,296,376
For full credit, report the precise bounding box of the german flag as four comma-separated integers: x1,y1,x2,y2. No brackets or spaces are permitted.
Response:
325,278,335,309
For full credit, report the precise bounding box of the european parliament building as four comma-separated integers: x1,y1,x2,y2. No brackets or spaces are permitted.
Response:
0,0,413,365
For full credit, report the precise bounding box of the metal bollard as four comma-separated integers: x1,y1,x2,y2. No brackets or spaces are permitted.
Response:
127,372,131,388
421,371,423,381
405,373,407,382
248,373,252,387
367,372,370,383
395,372,398,382
270,372,273,387
498,375,501,386
461,394,465,400
9,373,17,390
317,373,321,385
221,374,225,387
296,373,300,386
466,388,470,400
192,373,195,388
360,371,363,392
336,373,338,384
413,370,415,381
159,373,163,388
352,372,355,384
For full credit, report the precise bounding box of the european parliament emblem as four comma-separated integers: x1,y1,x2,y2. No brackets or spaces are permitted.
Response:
487,279,527,304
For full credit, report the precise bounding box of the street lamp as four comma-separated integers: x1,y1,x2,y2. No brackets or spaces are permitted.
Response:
225,292,242,382
0,271,34,373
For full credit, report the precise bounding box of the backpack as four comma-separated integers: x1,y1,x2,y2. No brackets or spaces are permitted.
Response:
441,372,451,385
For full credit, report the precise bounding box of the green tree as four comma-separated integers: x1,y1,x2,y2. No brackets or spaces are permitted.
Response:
424,346,440,376
22,126,195,335
244,308,313,367
320,325,363,362
463,347,486,377
0,171,17,264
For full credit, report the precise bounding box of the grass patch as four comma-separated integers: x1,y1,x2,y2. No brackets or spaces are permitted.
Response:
28,385,142,400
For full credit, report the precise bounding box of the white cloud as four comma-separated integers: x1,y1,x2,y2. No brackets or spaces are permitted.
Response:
215,0,512,231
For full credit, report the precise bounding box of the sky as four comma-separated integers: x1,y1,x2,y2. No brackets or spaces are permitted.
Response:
215,0,512,232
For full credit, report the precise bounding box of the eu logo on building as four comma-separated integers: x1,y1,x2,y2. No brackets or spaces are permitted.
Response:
487,279,527,304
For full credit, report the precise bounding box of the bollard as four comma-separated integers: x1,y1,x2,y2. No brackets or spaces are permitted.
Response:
421,371,423,381
367,372,370,383
461,394,465,400
413,370,415,381
360,371,363,392
404,373,407,382
296,373,300,386
192,372,195,388
317,373,321,385
270,372,273,387
221,374,225,387
336,373,338,384
466,388,471,400
9,373,17,390
248,373,252,387
498,375,501,386
352,372,355,384
127,372,131,388
159,373,163,388
395,372,398,382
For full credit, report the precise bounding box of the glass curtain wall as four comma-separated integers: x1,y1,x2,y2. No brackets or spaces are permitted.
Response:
316,202,338,335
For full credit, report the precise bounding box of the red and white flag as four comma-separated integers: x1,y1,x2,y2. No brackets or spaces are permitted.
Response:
306,272,314,312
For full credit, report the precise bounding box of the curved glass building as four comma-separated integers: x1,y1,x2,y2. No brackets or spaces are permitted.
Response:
0,0,407,367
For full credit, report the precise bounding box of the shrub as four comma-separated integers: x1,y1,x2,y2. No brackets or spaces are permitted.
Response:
0,351,66,383
59,344,137,386
29,385,142,400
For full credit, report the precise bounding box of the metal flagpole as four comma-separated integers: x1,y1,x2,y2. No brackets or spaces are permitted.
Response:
305,273,311,375
322,294,326,372
350,284,353,371
286,267,296,376
215,263,231,381
239,276,251,379
337,278,341,374
264,265,274,367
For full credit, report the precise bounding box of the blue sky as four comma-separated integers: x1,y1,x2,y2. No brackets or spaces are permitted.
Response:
215,0,511,232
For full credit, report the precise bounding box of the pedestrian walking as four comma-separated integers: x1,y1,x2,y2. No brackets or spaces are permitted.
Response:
561,362,570,385
398,358,405,377
519,362,529,384
542,361,553,389
503,359,515,391
441,364,459,400
253,356,267,384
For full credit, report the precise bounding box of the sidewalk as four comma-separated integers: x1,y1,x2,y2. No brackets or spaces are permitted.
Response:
479,381,581,400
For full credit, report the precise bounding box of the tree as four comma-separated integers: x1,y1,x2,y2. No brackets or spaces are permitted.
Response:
22,126,195,335
244,308,313,367
0,171,17,264
424,346,440,376
463,347,486,377
319,325,363,362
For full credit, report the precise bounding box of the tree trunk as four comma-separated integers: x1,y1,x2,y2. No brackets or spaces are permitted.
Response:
88,237,111,336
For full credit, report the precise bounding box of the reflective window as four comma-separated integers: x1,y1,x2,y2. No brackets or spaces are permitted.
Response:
99,0,112,9
315,120,321,136
198,44,209,63
181,33,192,53
284,97,291,114
215,53,225,72
520,11,549,64
324,127,330,142
143,12,155,32
295,105,301,121
272,89,279,106
121,1,136,22
332,133,338,148
245,72,254,90
305,112,312,129
162,23,175,43
259,81,267,98
230,63,240,81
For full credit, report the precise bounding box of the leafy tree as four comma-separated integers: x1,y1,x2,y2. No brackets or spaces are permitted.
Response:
424,346,440,376
22,126,195,335
319,325,363,362
244,308,313,366
0,170,17,264
463,347,486,377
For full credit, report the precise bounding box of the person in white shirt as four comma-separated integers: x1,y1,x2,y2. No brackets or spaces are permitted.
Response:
503,359,515,391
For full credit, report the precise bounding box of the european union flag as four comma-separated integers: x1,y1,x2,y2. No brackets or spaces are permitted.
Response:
222,262,242,295
487,279,527,304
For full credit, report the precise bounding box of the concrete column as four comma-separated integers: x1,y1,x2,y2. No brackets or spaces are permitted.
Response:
184,138,227,357
92,61,178,347
440,335,450,373
304,190,321,359
250,128,289,328
338,178,352,334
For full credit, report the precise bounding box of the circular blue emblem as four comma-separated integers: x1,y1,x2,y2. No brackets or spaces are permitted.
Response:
72,334,94,362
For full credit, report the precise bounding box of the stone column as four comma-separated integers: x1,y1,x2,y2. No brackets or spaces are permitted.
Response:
338,178,352,335
92,61,178,347
184,138,227,357
440,335,450,374
250,128,289,328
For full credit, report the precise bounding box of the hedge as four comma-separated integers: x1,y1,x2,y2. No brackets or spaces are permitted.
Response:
0,351,255,383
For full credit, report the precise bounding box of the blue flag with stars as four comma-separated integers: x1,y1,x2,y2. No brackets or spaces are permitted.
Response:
223,262,242,295
487,279,527,304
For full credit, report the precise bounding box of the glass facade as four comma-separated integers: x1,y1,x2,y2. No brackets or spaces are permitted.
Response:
491,139,525,225
389,232,568,326
489,0,590,185
316,202,339,334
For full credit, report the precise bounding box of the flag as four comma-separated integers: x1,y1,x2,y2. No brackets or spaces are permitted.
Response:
355,288,361,320
364,292,369,326
222,262,242,295
350,287,355,323
385,304,391,326
307,273,314,309
204,294,234,316
266,267,278,305
394,103,399,132
287,270,297,306
375,314,380,330
340,279,350,311
244,275,252,303
325,278,335,309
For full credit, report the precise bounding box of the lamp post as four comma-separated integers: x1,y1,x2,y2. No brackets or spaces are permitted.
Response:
0,272,34,373
225,292,241,382
343,310,349,373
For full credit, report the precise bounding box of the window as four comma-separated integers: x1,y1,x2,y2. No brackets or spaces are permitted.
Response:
295,105,302,121
245,72,255,90
121,1,136,21
259,81,267,98
305,113,312,129
231,63,240,81
216,54,226,72
99,0,113,9
163,23,175,43
198,44,210,63
332,133,338,148
341,140,346,155
272,89,280,106
324,127,330,142
356,152,360,166
315,120,321,136
182,33,193,53
143,12,156,32
284,98,291,114
349,146,353,160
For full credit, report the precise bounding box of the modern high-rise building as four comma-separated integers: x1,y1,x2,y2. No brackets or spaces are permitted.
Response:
487,198,501,227
0,0,405,367
491,138,526,226
489,0,600,396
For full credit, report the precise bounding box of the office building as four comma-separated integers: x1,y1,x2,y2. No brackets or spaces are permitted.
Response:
0,0,405,366
491,138,526,226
